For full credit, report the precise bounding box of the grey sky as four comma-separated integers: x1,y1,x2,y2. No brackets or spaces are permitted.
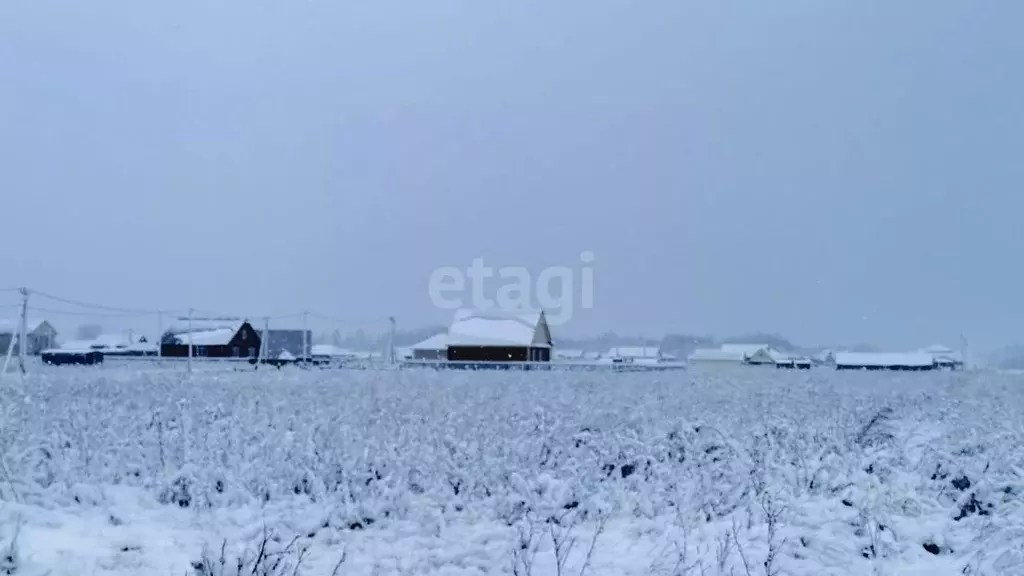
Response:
2,1,1022,352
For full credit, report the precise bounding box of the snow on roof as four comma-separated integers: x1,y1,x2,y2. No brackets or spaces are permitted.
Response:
446,309,551,347
126,341,158,352
720,343,771,355
834,352,935,367
917,344,963,363
607,346,661,358
177,328,238,346
164,318,243,336
60,339,97,351
411,333,449,351
91,333,132,348
688,348,746,362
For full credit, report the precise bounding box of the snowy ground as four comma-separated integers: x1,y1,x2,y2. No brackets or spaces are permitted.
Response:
0,366,1022,575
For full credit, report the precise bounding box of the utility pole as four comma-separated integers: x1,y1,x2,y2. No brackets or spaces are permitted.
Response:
187,308,193,374
157,310,163,358
18,288,28,374
259,316,270,368
387,316,396,366
302,310,309,365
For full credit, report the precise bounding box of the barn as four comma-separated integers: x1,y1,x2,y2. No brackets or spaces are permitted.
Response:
160,320,261,358
0,319,59,355
445,309,553,363
834,352,936,371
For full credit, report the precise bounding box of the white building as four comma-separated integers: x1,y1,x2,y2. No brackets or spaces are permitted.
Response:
687,348,748,364
553,348,587,360
688,343,809,368
918,344,964,370
606,345,662,361
835,352,936,371
409,333,449,360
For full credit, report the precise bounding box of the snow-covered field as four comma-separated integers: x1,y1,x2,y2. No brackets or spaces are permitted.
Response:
0,367,1021,575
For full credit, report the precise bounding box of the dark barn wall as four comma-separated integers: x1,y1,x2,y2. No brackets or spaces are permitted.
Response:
160,344,236,358
446,346,552,362
836,363,936,371
448,346,529,362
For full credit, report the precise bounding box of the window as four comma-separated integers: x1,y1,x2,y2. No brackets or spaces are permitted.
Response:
248,347,256,357
241,329,247,340
232,346,240,357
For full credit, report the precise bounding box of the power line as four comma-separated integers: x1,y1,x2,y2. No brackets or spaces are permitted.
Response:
308,311,390,326
17,288,377,328
30,289,161,315
307,312,353,324
27,306,157,318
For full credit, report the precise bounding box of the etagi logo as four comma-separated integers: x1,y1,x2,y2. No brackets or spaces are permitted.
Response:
427,251,595,326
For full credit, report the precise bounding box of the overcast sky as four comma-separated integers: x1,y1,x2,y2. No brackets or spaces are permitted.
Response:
2,1,1022,351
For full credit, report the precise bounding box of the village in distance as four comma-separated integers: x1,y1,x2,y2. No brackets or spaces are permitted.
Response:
0,308,973,371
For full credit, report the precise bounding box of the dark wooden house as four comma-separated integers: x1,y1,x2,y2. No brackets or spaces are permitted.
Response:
160,321,261,359
445,309,553,364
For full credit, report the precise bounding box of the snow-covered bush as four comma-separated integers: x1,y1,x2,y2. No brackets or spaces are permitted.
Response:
0,365,1022,573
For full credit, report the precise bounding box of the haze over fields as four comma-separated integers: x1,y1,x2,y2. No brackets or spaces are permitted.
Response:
3,1,1024,354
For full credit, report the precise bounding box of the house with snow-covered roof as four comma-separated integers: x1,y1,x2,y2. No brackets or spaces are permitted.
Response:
77,332,158,357
409,332,449,360
160,320,261,359
687,348,748,364
835,352,936,371
445,308,553,362
0,319,58,355
719,343,773,358
607,345,661,360
917,344,964,370
767,349,812,369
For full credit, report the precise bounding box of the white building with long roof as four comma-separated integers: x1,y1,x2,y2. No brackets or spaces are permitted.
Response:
445,308,553,362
